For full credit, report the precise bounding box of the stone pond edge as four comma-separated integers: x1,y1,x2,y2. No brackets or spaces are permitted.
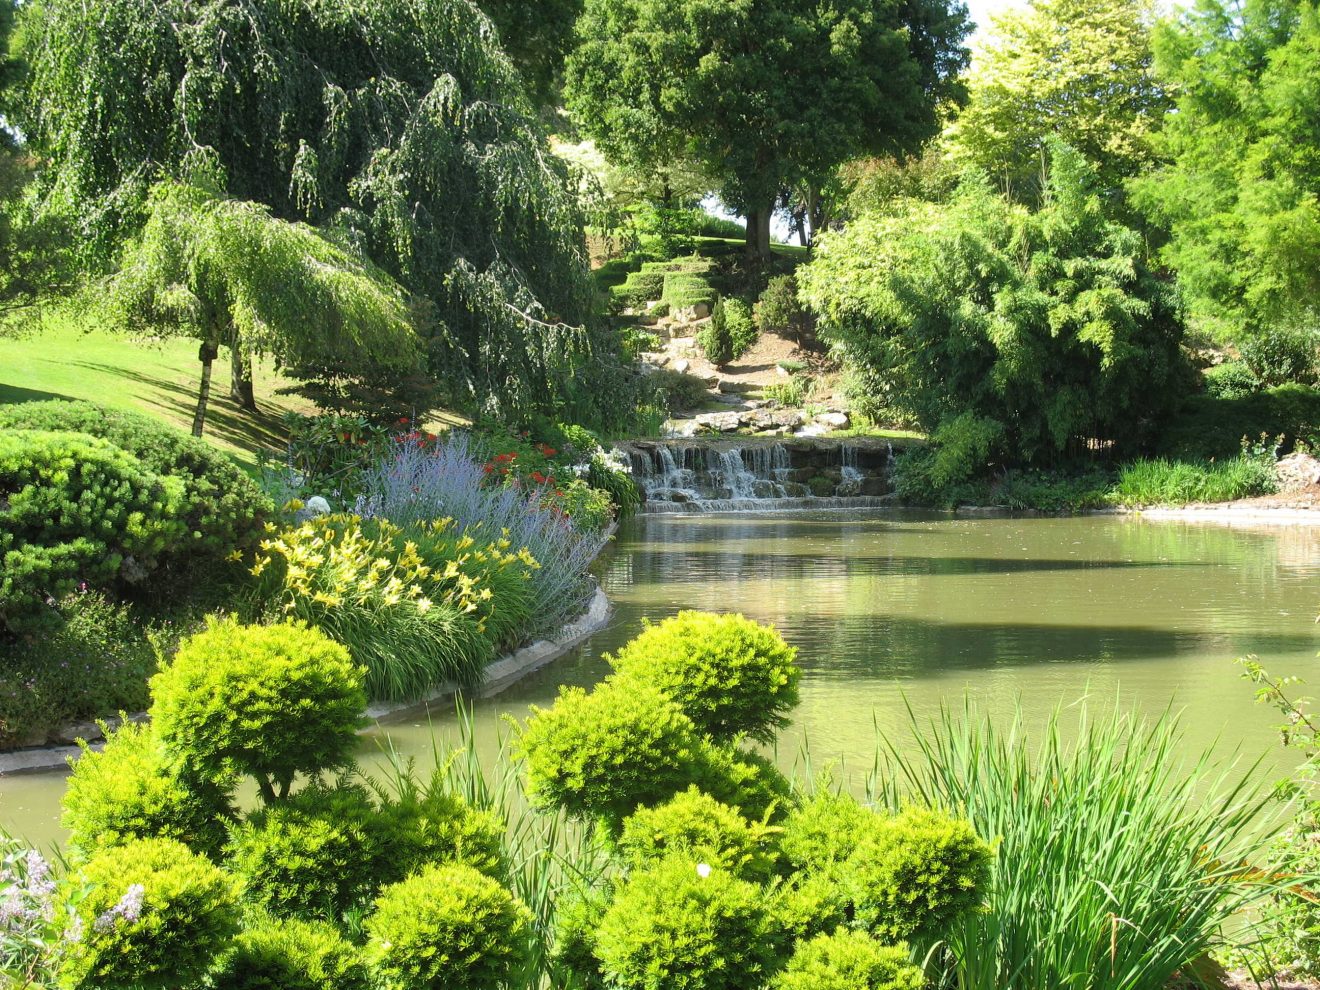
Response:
0,583,614,777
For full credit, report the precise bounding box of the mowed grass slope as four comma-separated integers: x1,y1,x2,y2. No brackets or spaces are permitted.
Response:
0,314,314,472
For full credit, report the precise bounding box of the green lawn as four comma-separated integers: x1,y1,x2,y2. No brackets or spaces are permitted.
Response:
0,315,314,472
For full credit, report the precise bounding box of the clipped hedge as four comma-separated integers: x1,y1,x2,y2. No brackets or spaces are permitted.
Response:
0,429,185,630
0,399,271,562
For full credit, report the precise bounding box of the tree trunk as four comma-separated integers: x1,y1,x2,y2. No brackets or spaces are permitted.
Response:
192,340,218,438
806,187,827,247
745,208,773,259
229,343,257,412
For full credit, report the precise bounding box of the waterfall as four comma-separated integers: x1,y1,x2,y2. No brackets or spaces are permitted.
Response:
619,440,896,512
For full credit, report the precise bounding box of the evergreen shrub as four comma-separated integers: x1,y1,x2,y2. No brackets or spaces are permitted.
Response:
0,429,184,630
594,855,777,990
698,299,734,366
519,679,701,828
62,719,231,856
0,399,270,563
150,618,365,798
771,930,922,990
375,783,507,884
609,611,801,743
58,837,238,990
208,914,369,990
618,786,776,881
364,862,532,990
225,782,381,920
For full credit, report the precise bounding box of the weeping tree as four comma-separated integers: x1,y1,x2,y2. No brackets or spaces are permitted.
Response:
101,180,420,437
14,0,618,424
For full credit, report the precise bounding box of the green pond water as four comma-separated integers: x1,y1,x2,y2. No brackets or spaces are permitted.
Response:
4,510,1319,845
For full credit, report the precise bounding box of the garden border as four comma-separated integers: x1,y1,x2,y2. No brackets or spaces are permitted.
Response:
0,584,614,776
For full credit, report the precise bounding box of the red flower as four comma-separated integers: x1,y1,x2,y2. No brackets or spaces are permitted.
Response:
530,471,547,483
397,417,410,425
483,464,495,474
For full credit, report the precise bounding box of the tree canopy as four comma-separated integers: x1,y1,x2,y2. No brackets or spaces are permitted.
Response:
14,0,620,423
799,142,1186,465
564,0,971,255
100,180,420,436
946,0,1168,202
1132,0,1320,343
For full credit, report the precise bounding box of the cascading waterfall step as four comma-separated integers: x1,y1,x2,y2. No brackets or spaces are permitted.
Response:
615,437,904,512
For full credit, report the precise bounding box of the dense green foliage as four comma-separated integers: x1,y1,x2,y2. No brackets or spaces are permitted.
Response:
755,276,805,339
698,300,735,367
608,611,801,743
0,593,156,748
150,619,366,801
0,399,270,560
617,786,777,881
1132,0,1320,344
771,930,923,990
1109,453,1277,506
62,720,231,856
58,837,239,990
209,914,369,990
1156,384,1320,460
225,782,382,921
566,0,970,253
15,0,625,425
594,856,777,990
364,862,533,990
948,0,1167,201
801,143,1186,466
520,680,701,828
1238,326,1320,386
0,429,184,630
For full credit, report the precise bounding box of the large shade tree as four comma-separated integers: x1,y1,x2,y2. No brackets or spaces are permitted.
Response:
946,0,1169,204
565,0,970,257
14,0,614,424
1132,0,1320,344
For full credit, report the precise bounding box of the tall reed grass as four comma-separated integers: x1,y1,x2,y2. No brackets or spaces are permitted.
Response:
356,433,608,636
873,698,1290,990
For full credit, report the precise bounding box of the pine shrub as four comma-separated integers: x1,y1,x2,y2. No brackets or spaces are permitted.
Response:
208,914,369,990
58,837,239,990
364,862,532,990
771,930,922,990
149,618,366,799
618,786,777,881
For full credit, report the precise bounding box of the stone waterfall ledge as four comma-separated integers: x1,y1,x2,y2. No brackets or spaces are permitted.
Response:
0,585,614,777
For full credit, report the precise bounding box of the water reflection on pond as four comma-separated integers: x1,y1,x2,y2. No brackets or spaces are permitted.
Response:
4,511,1319,843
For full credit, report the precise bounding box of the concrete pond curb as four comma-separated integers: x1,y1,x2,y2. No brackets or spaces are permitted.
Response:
0,585,614,777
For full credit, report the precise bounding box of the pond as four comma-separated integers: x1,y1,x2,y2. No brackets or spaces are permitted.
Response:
4,510,1319,844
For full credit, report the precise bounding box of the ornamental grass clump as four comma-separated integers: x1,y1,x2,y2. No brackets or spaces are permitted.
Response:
356,432,607,636
252,512,538,698
876,699,1284,990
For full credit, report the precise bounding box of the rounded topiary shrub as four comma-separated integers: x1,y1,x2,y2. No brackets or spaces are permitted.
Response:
0,429,184,630
0,399,271,566
364,862,532,990
226,782,381,920
61,720,231,857
150,618,366,797
843,806,992,944
608,611,801,743
375,784,506,885
207,913,369,990
771,930,922,990
618,786,776,881
594,855,776,990
769,870,850,944
58,836,238,990
689,743,794,824
778,791,877,875
519,679,701,828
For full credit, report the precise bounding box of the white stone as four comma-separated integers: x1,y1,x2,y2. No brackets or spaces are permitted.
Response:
1276,452,1320,492
672,358,690,374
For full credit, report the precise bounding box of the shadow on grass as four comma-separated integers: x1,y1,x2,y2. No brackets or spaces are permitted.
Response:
0,383,76,405
59,361,290,458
